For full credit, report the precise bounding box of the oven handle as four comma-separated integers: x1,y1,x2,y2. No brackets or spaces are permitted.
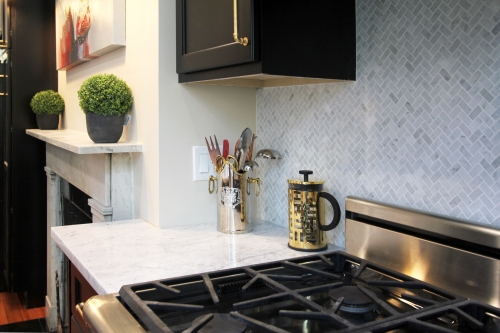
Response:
77,294,146,333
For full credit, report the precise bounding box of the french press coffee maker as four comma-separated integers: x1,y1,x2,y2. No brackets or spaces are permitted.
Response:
288,170,341,251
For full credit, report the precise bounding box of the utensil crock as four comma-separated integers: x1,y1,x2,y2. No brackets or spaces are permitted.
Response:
209,156,260,234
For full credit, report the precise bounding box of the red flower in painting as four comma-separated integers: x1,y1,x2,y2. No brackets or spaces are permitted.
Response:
59,8,74,68
76,1,91,46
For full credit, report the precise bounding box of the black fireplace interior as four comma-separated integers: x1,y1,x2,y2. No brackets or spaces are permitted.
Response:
63,183,92,226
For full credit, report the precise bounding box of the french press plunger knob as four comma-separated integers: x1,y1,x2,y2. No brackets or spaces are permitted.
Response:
299,170,314,182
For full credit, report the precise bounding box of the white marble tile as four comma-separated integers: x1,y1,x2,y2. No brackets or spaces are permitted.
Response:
26,129,142,154
51,220,342,295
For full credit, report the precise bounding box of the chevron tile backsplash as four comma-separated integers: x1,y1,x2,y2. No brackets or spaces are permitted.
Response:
255,0,500,247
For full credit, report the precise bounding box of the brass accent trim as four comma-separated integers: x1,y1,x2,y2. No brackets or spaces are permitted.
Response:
247,177,260,196
208,175,217,194
233,0,248,46
287,179,325,185
240,186,245,222
215,155,240,174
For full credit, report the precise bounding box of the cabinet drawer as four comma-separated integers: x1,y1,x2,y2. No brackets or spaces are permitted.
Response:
176,0,258,73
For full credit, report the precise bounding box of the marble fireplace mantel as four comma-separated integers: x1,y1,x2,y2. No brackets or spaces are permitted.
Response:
27,129,142,331
27,129,142,222
27,129,143,154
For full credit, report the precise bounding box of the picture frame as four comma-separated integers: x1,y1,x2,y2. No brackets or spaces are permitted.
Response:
56,0,125,71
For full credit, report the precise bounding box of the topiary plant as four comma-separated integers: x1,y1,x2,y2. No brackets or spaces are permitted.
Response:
30,90,65,115
77,74,133,116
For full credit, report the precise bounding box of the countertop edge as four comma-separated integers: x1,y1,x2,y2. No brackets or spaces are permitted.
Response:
51,219,149,294
51,224,107,294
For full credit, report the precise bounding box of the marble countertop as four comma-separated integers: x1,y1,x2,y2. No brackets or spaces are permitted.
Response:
51,220,342,295
26,129,143,154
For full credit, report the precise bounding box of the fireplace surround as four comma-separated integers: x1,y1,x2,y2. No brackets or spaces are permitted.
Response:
27,129,142,331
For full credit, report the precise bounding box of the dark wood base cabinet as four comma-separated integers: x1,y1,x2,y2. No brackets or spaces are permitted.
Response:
177,0,356,87
68,262,97,333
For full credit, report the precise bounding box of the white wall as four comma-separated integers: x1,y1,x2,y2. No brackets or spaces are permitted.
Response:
158,1,256,227
58,1,256,227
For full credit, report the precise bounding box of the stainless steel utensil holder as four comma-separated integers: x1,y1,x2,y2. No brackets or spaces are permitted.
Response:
208,157,260,234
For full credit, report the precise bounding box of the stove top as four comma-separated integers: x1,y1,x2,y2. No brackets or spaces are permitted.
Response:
117,251,499,333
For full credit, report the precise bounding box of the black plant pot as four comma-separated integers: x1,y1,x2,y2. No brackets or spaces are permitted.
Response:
36,114,59,130
86,113,124,143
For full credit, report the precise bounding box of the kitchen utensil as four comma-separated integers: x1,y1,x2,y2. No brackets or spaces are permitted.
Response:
255,149,282,160
222,140,229,158
243,160,259,172
213,135,222,158
237,128,252,171
246,134,255,162
287,170,341,251
205,135,222,168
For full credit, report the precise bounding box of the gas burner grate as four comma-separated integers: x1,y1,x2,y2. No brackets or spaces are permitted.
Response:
346,300,500,333
184,313,247,333
119,251,470,333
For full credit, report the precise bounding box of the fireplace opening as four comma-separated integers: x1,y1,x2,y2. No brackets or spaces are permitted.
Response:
62,182,92,226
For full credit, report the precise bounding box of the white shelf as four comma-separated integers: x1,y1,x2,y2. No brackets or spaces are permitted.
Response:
26,129,142,154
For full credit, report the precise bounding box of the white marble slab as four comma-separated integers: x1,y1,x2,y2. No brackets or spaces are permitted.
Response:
26,129,142,154
51,220,342,295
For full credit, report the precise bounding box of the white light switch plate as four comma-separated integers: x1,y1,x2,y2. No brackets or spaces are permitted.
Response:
192,146,219,181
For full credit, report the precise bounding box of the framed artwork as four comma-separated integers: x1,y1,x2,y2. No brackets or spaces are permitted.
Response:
56,0,125,71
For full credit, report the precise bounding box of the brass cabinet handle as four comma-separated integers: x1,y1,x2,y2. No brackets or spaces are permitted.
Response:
233,0,248,46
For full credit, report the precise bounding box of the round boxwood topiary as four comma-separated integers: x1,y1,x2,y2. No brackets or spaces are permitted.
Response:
77,74,133,116
30,90,65,115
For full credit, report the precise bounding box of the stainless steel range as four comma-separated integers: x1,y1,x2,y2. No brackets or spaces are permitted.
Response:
345,196,500,308
77,197,500,333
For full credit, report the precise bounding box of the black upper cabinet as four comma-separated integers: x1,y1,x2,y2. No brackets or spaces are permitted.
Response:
176,0,355,88
177,0,258,73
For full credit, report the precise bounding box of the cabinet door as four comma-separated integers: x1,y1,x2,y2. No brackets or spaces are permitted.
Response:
176,0,258,73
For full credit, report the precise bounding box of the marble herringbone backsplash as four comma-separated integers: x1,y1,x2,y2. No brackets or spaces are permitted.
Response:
255,0,500,247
